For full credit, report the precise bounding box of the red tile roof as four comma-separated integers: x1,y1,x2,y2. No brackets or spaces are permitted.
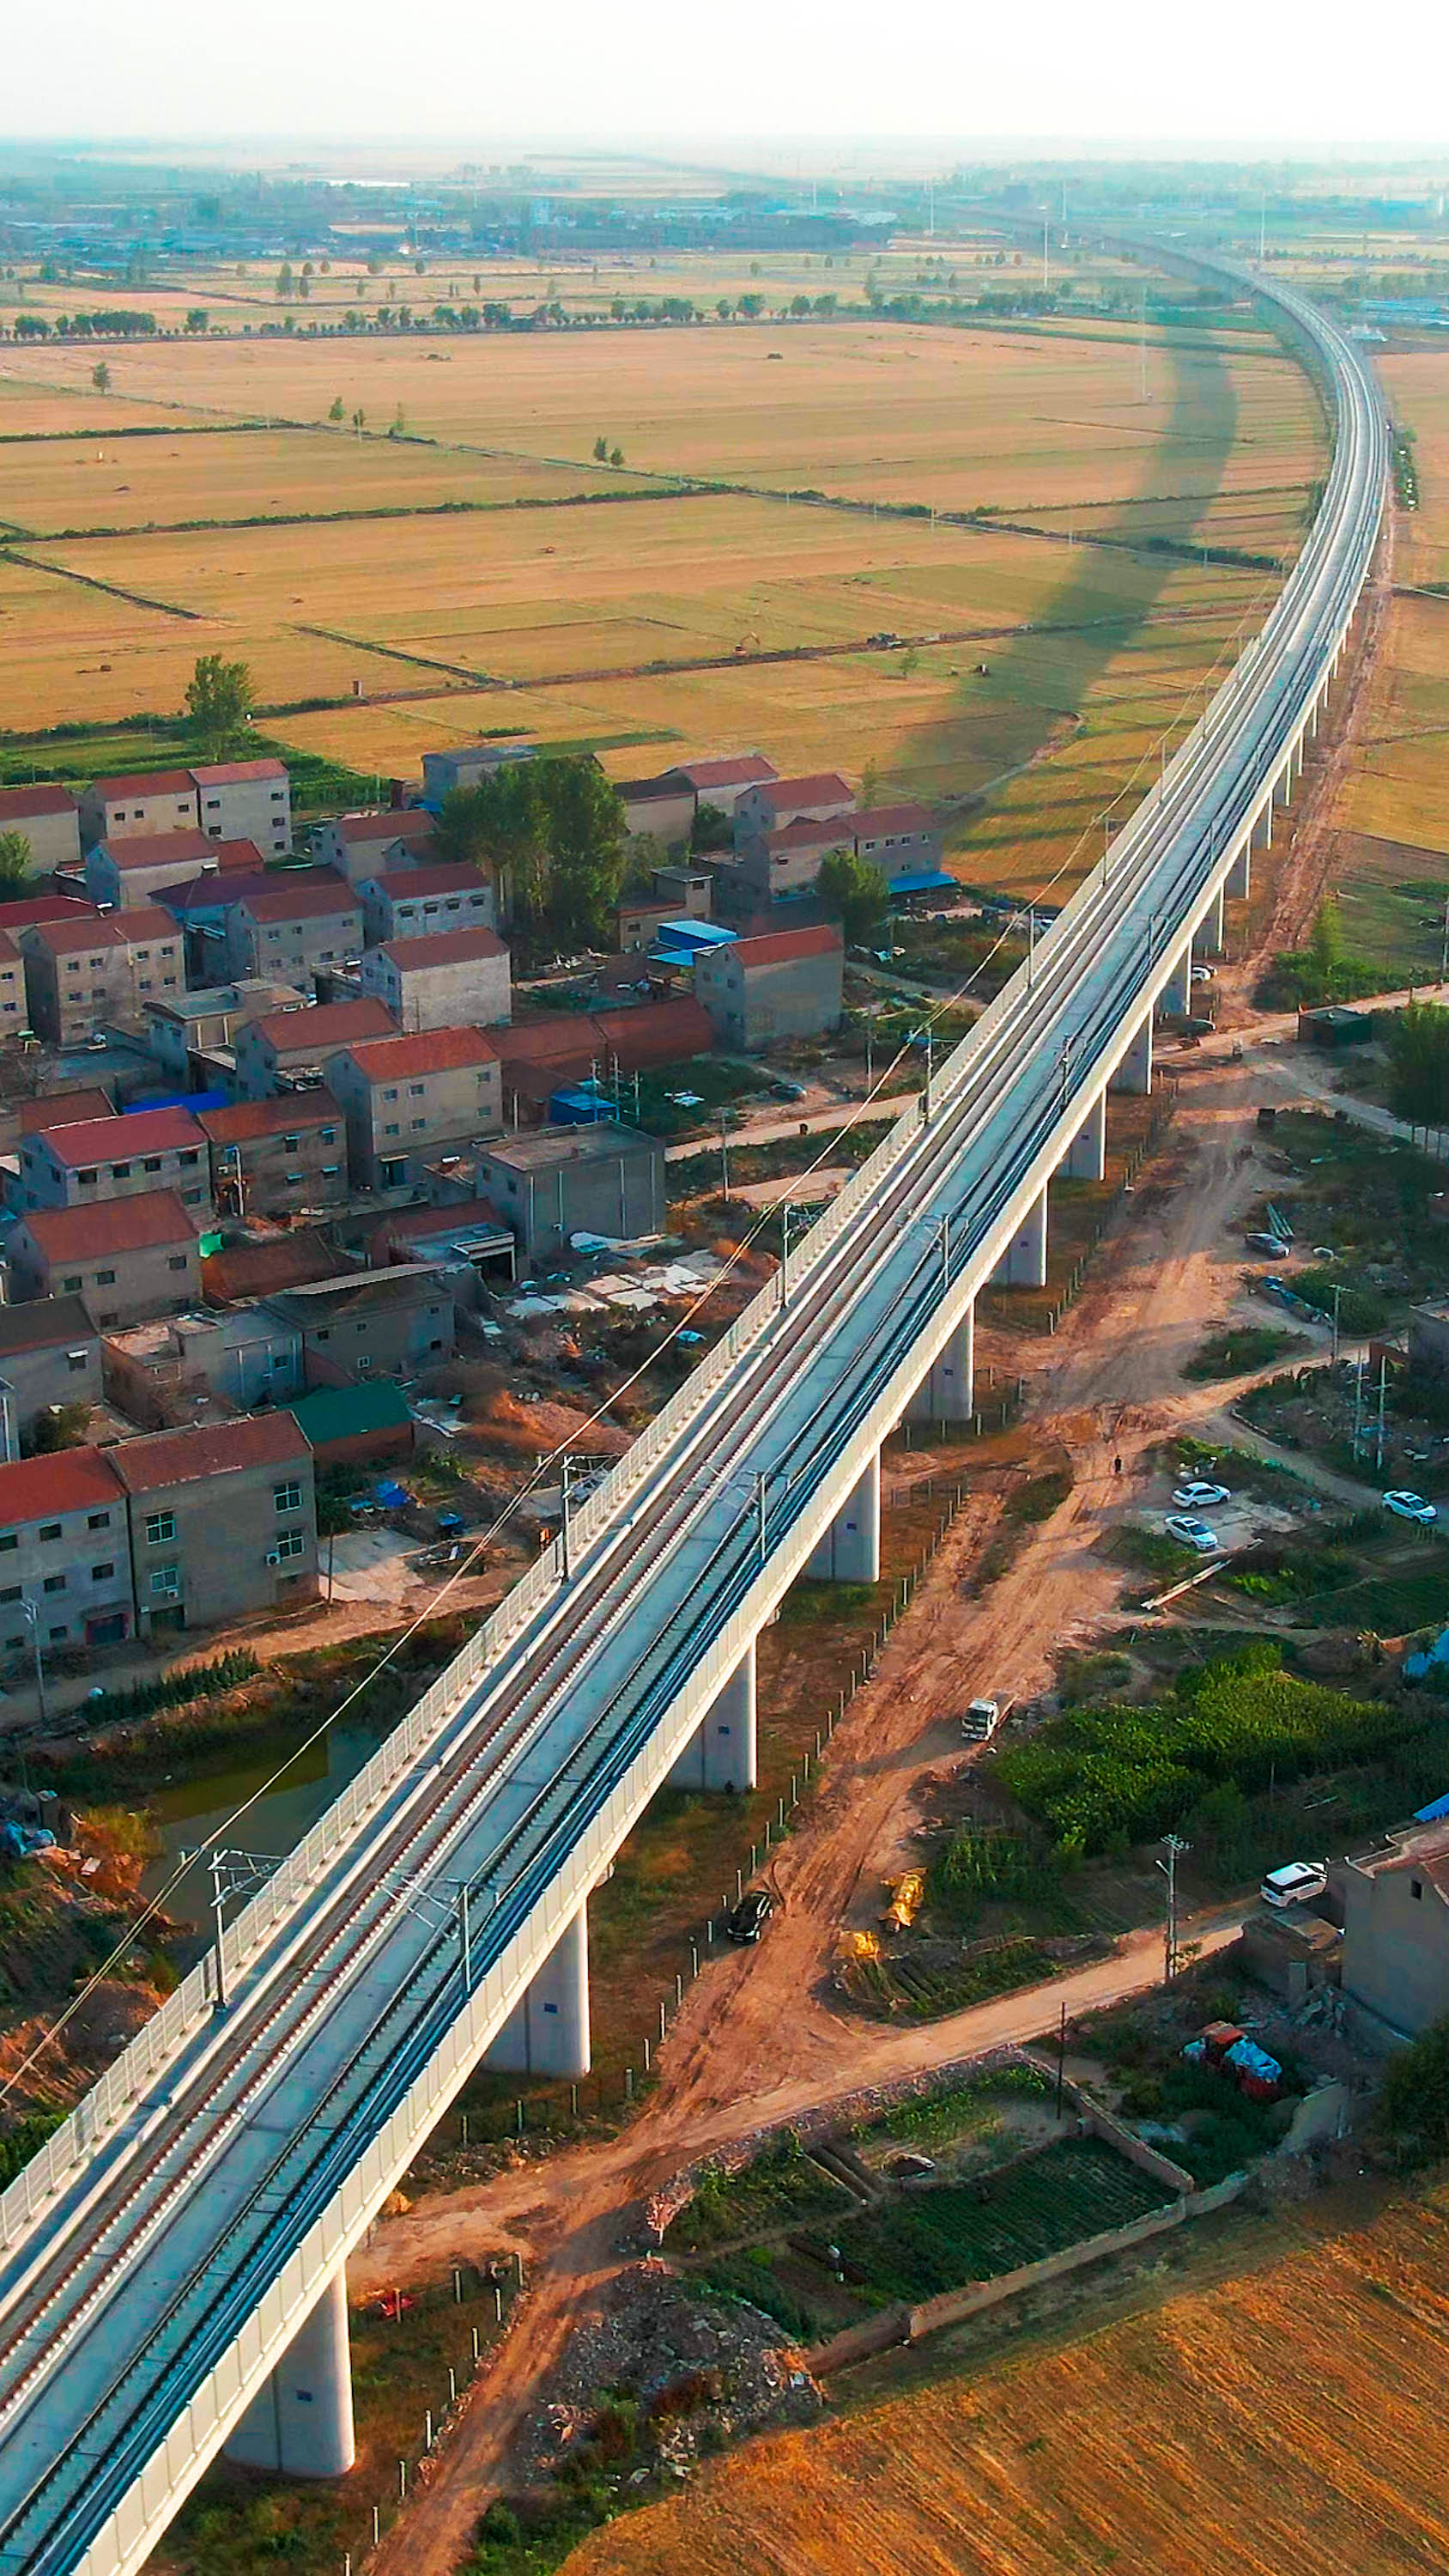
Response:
122,905,184,943
336,809,436,847
0,930,19,966
17,1088,116,1133
22,1190,198,1262
189,758,288,786
109,1410,310,1495
38,1107,205,1167
254,999,394,1054
202,1229,338,1305
379,926,507,970
236,874,359,924
766,816,858,855
0,1446,124,1527
589,999,715,1063
198,1091,343,1145
345,1026,500,1080
0,784,76,823
366,865,491,902
674,753,779,793
90,769,198,801
727,925,844,969
0,895,95,932
753,773,853,810
30,906,179,957
103,829,212,872
852,802,937,836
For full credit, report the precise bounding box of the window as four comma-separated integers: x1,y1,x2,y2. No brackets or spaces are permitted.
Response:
384,1088,399,1103
274,1528,306,1562
39,1523,61,1544
384,1122,400,1137
87,1511,109,1530
91,1563,113,1583
182,1189,204,1206
319,1127,336,1145
167,1255,190,1273
142,1157,161,1174
68,1352,89,1376
282,1136,300,1154
0,1535,15,1556
1413,1879,1424,1900
410,1119,426,1133
77,1168,98,1188
42,1574,65,1595
149,1564,180,1595
95,1268,116,1287
409,1083,425,1097
61,1275,83,1293
380,1158,407,1188
144,1510,176,1545
321,1164,340,1179
48,1625,66,1643
111,1163,131,1181
179,1151,199,1168
0,1587,19,1606
273,1482,302,1515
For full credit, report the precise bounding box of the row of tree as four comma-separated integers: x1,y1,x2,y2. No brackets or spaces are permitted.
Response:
433,759,629,951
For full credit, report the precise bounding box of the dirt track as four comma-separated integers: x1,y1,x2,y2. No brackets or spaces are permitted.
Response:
354,1054,1286,2573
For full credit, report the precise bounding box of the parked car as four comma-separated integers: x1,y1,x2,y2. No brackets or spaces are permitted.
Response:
1165,1515,1219,1553
1260,1860,1329,1911
1173,1481,1230,1510
961,1698,1001,1741
725,1888,773,1944
1191,964,1216,984
1385,1490,1438,1524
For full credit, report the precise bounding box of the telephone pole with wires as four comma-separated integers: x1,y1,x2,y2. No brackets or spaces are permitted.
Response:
1157,1834,1190,1983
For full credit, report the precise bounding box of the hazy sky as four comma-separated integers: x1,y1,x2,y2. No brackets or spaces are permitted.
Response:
9,0,1448,149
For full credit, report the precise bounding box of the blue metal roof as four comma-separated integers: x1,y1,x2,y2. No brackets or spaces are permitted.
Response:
655,920,736,951
888,868,957,897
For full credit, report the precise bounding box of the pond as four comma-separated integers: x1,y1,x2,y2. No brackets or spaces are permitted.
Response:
142,1723,379,1922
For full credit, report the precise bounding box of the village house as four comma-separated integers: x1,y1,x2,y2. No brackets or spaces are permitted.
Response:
233,997,396,1100
0,1447,136,1654
263,1266,455,1384
310,809,437,884
103,1304,304,1427
110,1413,318,1635
7,1191,203,1324
671,752,779,817
732,771,855,853
471,1122,664,1262
191,757,292,855
18,907,184,1045
84,830,262,914
200,1227,340,1309
694,922,844,1048
14,1106,211,1216
1340,1819,1449,2038
197,1093,348,1219
356,863,497,947
224,871,363,982
0,1296,103,1452
326,1026,503,1196
0,783,82,877
79,768,203,850
420,744,537,804
0,933,26,1038
359,926,511,1032
141,981,306,1086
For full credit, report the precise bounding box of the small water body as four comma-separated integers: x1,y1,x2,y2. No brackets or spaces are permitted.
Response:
142,1725,379,1923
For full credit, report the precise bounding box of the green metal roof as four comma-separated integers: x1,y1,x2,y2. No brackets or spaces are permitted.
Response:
288,1382,412,1447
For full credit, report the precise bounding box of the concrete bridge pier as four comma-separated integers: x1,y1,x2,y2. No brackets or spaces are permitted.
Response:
807,1451,881,1582
1227,839,1252,901
905,1305,975,1425
1158,946,1192,1018
1254,795,1273,852
1062,1091,1107,1181
223,2269,355,2479
1110,1016,1153,1097
482,1902,591,2080
991,1186,1048,1289
1195,885,1226,956
667,1643,758,1793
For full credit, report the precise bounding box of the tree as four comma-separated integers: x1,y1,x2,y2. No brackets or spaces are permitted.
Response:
328,395,345,422
816,846,889,945
537,756,627,946
609,445,623,467
276,261,294,301
0,831,33,896
691,801,731,854
592,434,609,461
1379,2014,1449,2165
1388,999,1449,1130
433,768,547,931
351,408,366,438
185,653,254,760
185,308,209,333
90,361,111,393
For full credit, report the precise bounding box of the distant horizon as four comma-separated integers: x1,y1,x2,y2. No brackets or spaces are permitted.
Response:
3,135,1449,172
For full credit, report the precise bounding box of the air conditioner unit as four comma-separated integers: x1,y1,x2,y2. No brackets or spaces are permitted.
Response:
265,1550,282,1567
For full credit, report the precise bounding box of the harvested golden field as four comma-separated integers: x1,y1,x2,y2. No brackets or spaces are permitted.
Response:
0,369,216,438
0,320,1319,518
573,2178,1449,2576
1380,348,1449,585
0,423,642,537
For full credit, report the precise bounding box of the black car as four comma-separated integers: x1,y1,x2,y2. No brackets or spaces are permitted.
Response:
724,1888,773,1945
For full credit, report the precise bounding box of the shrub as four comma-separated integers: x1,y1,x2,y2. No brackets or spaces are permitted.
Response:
1379,2016,1449,2165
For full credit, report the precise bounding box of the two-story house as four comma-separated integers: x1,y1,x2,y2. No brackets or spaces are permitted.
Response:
0,783,82,877
224,872,363,982
0,1296,102,1451
233,996,396,1100
326,1026,502,1196
110,1413,318,1635
197,1094,348,1218
191,757,292,855
79,768,203,850
84,830,261,913
311,809,436,884
19,908,183,1044
356,864,496,948
7,1192,203,1325
0,1448,134,1654
359,927,511,1032
15,1107,211,1217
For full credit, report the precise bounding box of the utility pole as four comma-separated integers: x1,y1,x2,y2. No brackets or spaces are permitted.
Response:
1352,1350,1366,1461
1157,1834,1190,1984
1374,1351,1388,1475
756,1469,768,1564
1042,221,1050,293
939,1212,950,1294
458,1883,472,1995
21,1601,45,1732
1440,896,1448,985
718,1111,731,1201
1139,283,1149,402
1259,190,1267,265
559,1452,574,1581
209,1846,230,2011
779,1201,794,1308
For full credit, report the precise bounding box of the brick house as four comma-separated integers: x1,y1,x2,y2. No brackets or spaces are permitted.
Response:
0,783,82,877
19,907,184,1044
0,1448,134,1654
1340,1820,1449,2038
359,926,511,1032
311,809,436,884
0,932,26,1038
142,980,306,1086
78,768,202,849
102,1304,305,1427
110,1413,318,1635
190,757,292,855
197,1093,348,1218
263,1266,455,1383
233,997,396,1099
84,830,260,913
326,1026,503,1196
672,752,779,817
732,771,855,851
472,1124,664,1262
694,923,844,1047
15,1106,212,1216
8,1191,203,1323
356,863,496,947
224,872,363,982
0,1296,102,1449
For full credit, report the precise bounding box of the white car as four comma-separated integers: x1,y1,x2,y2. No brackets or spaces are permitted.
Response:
1260,1861,1329,1911
1165,1515,1219,1553
1173,1481,1230,1510
1191,964,1216,984
1384,1491,1438,1524
961,1698,1001,1742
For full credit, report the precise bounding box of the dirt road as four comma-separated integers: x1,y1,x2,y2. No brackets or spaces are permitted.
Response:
356,1058,1276,2573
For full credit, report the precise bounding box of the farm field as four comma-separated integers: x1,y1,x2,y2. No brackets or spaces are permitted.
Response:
573,2177,1449,2576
